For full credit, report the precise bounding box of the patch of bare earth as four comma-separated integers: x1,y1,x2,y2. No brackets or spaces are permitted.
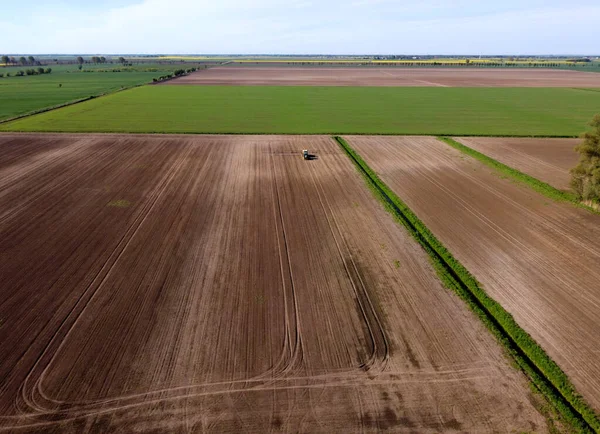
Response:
455,136,581,191
0,134,546,432
163,66,600,87
347,134,600,414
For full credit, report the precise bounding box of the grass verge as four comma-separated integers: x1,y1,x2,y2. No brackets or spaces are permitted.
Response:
438,137,598,214
334,135,599,433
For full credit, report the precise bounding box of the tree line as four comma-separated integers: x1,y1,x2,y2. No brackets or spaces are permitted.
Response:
0,67,52,78
571,115,600,206
152,67,199,82
1,55,41,66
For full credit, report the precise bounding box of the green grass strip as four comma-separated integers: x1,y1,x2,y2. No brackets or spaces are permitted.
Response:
334,135,600,433
438,136,598,214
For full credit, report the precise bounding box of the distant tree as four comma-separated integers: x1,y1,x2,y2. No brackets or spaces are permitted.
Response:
118,56,126,64
78,64,83,70
9,57,16,65
0,73,4,78
37,67,45,74
571,114,600,204
19,56,27,65
15,70,24,76
45,67,52,74
100,56,106,63
28,56,35,65
1,55,8,66
77,56,84,65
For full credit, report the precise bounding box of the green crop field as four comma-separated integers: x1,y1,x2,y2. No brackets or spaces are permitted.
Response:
2,85,600,136
0,64,202,121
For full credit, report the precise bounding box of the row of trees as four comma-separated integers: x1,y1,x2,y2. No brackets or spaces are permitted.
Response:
2,55,132,68
571,115,600,204
0,67,52,78
152,67,198,82
78,56,108,64
1,55,40,66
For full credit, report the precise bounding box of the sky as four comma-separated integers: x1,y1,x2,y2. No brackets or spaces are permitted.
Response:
2,0,600,55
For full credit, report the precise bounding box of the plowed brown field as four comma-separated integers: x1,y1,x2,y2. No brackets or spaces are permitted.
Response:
455,137,581,191
164,66,600,87
347,135,600,414
0,134,546,432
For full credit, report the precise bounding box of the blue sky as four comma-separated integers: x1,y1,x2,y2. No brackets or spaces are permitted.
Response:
3,0,599,54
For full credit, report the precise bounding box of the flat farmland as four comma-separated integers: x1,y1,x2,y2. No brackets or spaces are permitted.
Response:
166,66,600,87
0,134,546,432
455,137,581,191
346,135,600,414
0,64,192,121
3,86,600,136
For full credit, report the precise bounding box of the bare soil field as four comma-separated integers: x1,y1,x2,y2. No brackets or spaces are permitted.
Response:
164,66,600,87
0,133,546,432
347,135,600,414
455,137,581,190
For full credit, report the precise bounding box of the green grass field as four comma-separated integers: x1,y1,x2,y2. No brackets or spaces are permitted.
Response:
2,85,600,136
0,64,199,121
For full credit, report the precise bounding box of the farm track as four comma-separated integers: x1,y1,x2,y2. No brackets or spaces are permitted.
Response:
454,136,581,191
0,134,547,432
346,135,600,417
166,66,600,87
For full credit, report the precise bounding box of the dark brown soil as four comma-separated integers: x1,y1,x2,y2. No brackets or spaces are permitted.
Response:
0,133,546,432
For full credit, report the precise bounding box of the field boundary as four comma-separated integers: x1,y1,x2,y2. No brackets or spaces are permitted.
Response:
0,124,581,139
334,135,600,433
438,137,599,214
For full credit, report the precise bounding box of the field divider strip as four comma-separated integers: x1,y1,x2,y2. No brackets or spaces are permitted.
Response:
437,136,599,214
334,135,600,433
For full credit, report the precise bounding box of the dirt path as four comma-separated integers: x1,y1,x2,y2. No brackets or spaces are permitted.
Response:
347,134,600,414
163,66,600,87
0,134,546,432
455,136,581,191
